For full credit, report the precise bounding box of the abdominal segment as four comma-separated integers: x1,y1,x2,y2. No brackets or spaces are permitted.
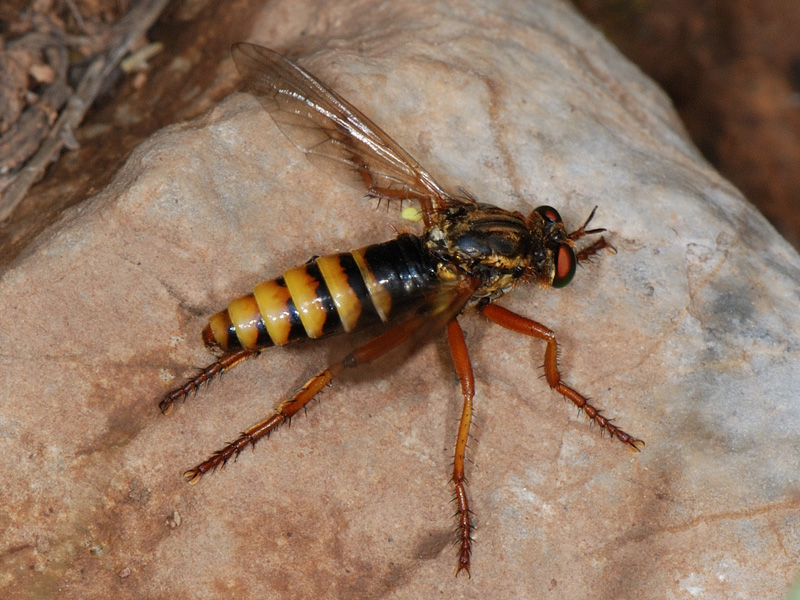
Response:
203,234,437,352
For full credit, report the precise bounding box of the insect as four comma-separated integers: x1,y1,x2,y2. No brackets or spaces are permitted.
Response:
159,42,644,577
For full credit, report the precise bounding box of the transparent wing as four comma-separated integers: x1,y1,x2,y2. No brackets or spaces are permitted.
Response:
231,43,466,225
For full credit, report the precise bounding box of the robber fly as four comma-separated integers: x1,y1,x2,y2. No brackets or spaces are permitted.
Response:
158,42,643,577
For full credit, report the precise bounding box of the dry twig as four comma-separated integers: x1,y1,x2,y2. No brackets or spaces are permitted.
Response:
0,0,171,223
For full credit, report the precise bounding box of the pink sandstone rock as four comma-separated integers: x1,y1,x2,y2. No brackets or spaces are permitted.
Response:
1,0,799,598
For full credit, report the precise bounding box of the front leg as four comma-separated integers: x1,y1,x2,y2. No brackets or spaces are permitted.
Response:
481,304,643,451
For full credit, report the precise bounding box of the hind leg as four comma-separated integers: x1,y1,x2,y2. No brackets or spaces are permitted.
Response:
182,315,427,483
158,349,259,415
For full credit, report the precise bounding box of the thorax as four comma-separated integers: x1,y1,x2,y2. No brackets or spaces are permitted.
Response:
423,203,541,302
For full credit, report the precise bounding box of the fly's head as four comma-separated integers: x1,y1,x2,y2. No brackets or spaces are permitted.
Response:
525,205,610,289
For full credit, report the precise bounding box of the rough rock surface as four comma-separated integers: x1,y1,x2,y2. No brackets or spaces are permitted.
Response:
2,0,799,598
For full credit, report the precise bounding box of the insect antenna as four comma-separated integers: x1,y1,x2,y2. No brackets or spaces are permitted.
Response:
568,206,604,240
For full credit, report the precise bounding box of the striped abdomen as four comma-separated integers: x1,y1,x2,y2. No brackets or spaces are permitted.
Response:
203,234,438,352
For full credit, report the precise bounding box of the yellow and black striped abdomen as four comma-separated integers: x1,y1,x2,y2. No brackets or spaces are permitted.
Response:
202,234,438,352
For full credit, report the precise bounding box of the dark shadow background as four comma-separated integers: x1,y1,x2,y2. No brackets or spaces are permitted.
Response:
574,0,800,249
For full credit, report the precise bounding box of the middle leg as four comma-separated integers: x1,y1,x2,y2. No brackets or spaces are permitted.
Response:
447,318,476,577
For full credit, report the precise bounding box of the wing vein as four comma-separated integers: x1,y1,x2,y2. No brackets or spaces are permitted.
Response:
232,43,469,224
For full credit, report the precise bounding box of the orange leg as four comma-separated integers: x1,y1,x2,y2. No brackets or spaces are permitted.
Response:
182,315,426,484
159,349,259,415
480,304,643,451
447,319,476,577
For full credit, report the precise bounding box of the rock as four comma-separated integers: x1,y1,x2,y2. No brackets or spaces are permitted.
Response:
1,0,798,598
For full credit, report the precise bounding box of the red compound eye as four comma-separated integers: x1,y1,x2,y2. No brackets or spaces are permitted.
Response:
535,205,562,225
552,243,576,288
